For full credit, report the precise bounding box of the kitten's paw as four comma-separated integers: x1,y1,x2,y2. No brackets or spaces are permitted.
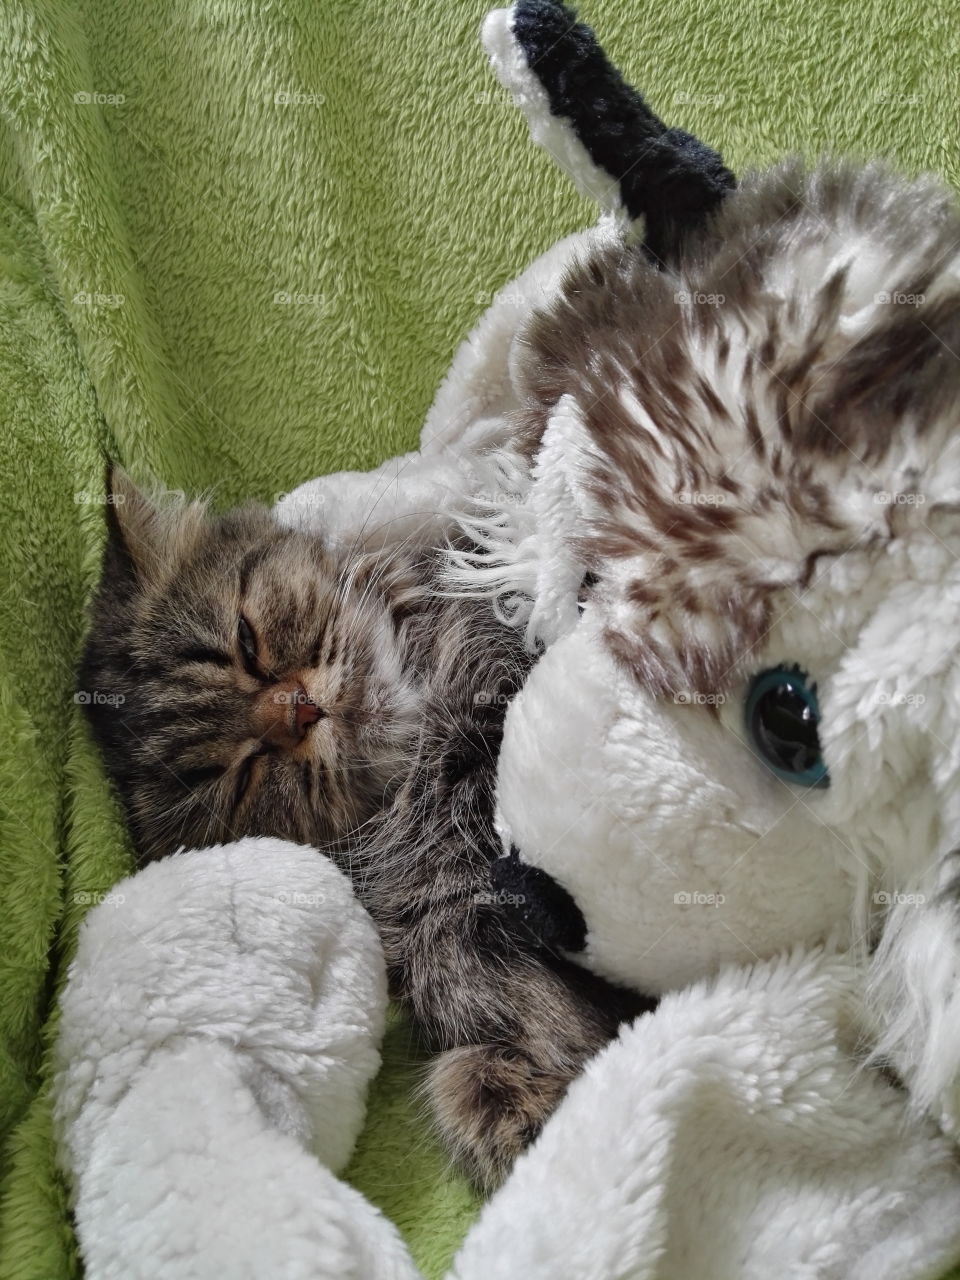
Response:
425,1043,573,1192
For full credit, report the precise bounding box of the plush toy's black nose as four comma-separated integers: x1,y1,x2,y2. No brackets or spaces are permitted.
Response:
490,846,587,954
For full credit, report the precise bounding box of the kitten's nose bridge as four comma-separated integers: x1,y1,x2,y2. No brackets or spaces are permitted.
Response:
252,679,322,749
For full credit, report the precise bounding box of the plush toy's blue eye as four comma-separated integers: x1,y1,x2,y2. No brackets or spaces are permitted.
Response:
745,666,829,788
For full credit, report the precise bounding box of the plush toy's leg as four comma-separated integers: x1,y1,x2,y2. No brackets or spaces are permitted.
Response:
68,1039,419,1280
448,947,960,1280
53,839,420,1280
417,223,614,458
274,222,614,554
482,1,735,264
277,0,736,549
273,445,488,551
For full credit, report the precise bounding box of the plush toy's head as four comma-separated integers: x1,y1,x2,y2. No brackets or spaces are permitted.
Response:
473,1,960,1135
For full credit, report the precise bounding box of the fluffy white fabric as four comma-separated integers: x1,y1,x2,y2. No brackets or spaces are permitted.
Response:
53,846,960,1280
452,948,960,1280
494,612,856,992
53,839,417,1280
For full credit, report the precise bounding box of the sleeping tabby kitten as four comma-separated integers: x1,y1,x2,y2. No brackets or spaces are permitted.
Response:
78,466,644,1188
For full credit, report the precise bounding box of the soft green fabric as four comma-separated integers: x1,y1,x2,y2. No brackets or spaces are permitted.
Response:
0,1,956,1276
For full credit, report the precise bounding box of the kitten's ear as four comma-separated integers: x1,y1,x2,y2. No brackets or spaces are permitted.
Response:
104,464,160,580
102,463,206,583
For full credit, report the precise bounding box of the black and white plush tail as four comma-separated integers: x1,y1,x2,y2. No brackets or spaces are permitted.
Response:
482,0,735,264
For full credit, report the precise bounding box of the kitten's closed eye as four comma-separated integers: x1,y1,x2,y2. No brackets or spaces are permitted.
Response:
178,762,227,789
237,615,265,680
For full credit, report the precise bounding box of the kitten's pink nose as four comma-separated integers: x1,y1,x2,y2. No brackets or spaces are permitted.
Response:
295,690,322,733
253,681,322,749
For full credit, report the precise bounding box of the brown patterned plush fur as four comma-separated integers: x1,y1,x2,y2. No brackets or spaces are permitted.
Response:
504,159,960,694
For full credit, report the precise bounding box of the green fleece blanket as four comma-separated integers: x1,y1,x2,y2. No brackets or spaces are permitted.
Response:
0,1,955,1276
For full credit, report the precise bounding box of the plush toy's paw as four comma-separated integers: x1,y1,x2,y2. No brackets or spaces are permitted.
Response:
425,1042,577,1191
274,455,422,544
274,448,510,552
53,840,416,1280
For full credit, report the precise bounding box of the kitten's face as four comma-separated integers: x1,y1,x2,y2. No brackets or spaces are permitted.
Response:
79,470,422,863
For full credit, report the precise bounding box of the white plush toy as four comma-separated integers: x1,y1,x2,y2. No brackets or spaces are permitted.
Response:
57,3,960,1277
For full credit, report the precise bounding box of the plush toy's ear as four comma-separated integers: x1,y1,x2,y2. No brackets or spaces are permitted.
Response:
448,393,604,652
481,0,735,265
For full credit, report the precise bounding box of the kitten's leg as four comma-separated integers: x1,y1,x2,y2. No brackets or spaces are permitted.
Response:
383,905,651,1190
347,600,648,1189
426,957,649,1190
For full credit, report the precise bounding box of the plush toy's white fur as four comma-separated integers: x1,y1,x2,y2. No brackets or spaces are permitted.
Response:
53,840,417,1280
453,948,960,1280
55,851,960,1279
479,266,960,1144
58,3,960,1276
494,611,855,988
